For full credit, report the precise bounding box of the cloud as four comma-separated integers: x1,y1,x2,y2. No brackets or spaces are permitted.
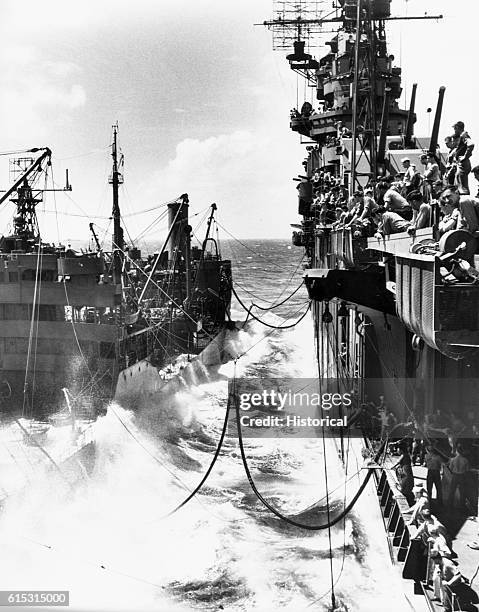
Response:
147,127,302,239
0,45,86,146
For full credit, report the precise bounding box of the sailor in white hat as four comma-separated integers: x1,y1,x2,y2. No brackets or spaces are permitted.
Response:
401,156,415,194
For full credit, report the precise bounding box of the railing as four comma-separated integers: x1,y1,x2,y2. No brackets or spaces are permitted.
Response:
375,468,412,563
315,226,380,269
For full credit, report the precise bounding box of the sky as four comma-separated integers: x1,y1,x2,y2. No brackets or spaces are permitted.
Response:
0,0,478,246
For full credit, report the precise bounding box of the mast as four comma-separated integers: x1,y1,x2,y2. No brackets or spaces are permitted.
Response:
262,2,443,192
201,203,217,255
110,123,124,284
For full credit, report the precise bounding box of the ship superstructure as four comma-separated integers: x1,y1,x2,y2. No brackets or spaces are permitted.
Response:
263,0,479,607
0,126,232,420
263,0,479,428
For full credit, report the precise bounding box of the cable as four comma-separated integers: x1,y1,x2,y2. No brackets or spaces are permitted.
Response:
159,392,231,519
216,220,298,274
232,283,311,329
232,364,385,531
250,281,305,311
111,401,251,527
17,535,166,591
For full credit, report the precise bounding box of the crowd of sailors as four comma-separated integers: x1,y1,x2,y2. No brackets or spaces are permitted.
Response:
302,121,479,241
386,439,479,611
358,397,479,610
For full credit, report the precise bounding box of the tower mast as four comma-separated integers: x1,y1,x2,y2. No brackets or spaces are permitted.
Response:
110,123,124,284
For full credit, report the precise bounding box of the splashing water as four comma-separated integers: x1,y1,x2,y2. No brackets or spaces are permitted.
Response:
0,300,412,610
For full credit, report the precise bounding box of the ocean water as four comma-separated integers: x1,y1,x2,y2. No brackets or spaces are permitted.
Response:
0,239,413,612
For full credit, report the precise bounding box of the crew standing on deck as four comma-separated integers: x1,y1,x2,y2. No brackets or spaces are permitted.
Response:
425,445,444,506
451,121,475,195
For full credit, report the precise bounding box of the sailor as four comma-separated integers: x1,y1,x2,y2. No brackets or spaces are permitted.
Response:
438,189,463,235
439,186,479,233
429,552,465,612
415,509,449,547
405,485,430,526
423,152,441,200
400,157,416,195
451,121,474,194
424,445,444,505
444,135,457,186
376,181,410,215
374,213,409,237
447,445,470,510
390,440,415,505
407,190,432,232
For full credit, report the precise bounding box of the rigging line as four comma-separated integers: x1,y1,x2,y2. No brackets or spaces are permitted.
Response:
62,282,98,392
321,324,336,608
1,440,32,484
11,416,73,490
17,535,166,591
236,301,312,361
224,241,305,308
50,178,92,219
36,209,112,220
123,203,169,217
306,323,351,611
158,391,231,519
363,331,427,441
31,247,44,412
132,209,169,243
215,220,297,273
0,149,39,156
233,368,385,530
232,253,305,309
53,146,110,161
192,207,211,235
109,407,199,495
315,314,337,608
231,283,311,330
119,214,135,247
117,246,218,344
110,406,233,525
49,161,61,247
125,197,204,222
250,281,305,311
22,242,43,417
263,253,306,308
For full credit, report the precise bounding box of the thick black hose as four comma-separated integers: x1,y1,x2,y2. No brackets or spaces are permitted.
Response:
161,397,232,518
234,387,385,530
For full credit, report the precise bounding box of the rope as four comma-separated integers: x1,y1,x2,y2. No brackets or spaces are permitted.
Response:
31,247,43,412
216,220,298,274
232,364,384,531
11,417,73,490
17,535,165,591
22,242,42,417
249,281,305,311
232,282,311,329
320,322,336,608
109,406,226,521
117,246,218,344
159,393,231,519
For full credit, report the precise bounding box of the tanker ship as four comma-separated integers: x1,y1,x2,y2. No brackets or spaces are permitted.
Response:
0,124,233,504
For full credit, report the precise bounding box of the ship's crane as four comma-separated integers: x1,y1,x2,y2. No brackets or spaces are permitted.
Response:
0,148,71,247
